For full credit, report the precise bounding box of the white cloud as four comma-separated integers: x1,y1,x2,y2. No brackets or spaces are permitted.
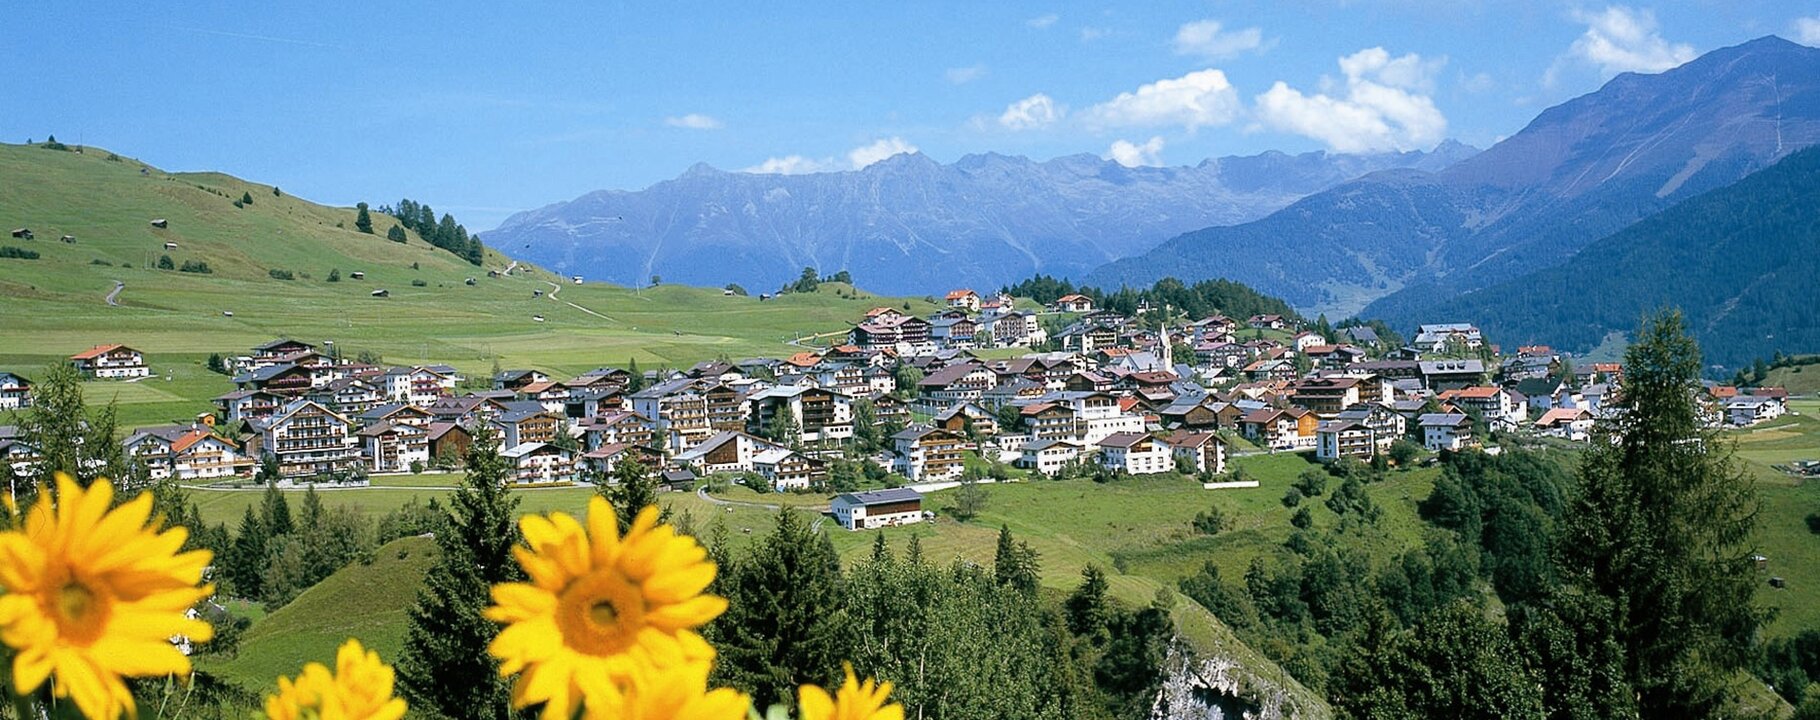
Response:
1172,20,1264,60
1253,47,1448,154
1458,71,1495,93
1794,15,1820,46
998,93,1064,130
742,155,838,175
1079,26,1111,42
848,137,919,168
1564,6,1696,76
1027,13,1059,29
1083,69,1242,130
664,113,723,130
946,65,987,84
1107,137,1166,167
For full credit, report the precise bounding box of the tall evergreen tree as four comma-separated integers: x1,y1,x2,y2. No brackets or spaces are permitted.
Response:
1554,310,1762,716
713,509,848,709
994,525,1040,596
396,428,524,719
603,458,659,532
17,361,127,494
354,202,374,234
226,505,268,599
261,482,294,537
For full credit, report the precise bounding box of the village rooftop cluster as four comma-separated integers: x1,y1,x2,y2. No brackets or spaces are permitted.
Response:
0,291,1791,531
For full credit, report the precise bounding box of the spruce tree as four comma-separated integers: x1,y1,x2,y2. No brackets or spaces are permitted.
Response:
396,427,523,719
261,482,294,537
713,509,848,709
993,525,1040,595
1554,310,1763,716
354,202,374,234
603,458,659,532
226,505,268,599
18,361,119,493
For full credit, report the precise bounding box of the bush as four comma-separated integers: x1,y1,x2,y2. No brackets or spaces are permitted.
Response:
1192,505,1227,535
387,225,407,243
327,268,341,282
89,258,111,266
157,254,175,270
1282,487,1303,508
0,246,41,260
1294,468,1329,497
411,279,428,287
1807,512,1820,535
268,269,295,280
1291,507,1314,529
179,260,212,274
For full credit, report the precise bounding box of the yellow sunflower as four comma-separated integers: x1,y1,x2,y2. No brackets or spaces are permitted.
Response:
799,664,904,720
263,639,407,720
486,498,725,719
0,474,214,720
579,661,750,720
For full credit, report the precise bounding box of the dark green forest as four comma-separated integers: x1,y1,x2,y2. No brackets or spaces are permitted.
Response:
1003,275,1300,323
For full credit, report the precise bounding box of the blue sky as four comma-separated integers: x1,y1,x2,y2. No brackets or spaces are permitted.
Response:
4,1,1816,229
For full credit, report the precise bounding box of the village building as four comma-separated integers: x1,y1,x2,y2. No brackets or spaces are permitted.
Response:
1534,407,1595,441
358,421,430,473
1418,413,1475,452
1412,323,1484,353
1417,359,1486,391
500,442,576,484
425,422,473,463
631,378,715,452
581,442,663,476
489,405,565,448
945,289,981,311
892,426,966,483
256,399,361,479
1052,294,1094,313
1239,407,1318,450
1316,420,1377,461
1160,431,1226,474
0,373,30,410
1016,438,1086,475
831,488,925,530
69,344,150,379
747,385,855,445
752,446,826,491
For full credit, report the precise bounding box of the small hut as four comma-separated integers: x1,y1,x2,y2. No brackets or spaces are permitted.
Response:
349,271,365,280
370,289,389,298
9,228,32,240
59,235,75,244
163,241,178,250
150,219,169,229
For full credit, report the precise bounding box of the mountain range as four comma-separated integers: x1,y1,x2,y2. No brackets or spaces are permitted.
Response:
485,144,1477,295
1089,36,1820,324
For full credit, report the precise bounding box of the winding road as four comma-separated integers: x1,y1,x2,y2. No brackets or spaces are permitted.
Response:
104,281,124,306
543,280,616,322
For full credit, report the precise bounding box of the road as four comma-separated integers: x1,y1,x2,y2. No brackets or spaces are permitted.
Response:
696,486,784,510
104,281,124,306
543,280,616,322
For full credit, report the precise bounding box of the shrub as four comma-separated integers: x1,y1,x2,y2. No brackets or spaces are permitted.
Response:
1192,505,1227,535
410,279,428,287
387,225,407,243
1282,487,1303,508
268,269,295,280
1294,468,1329,497
157,254,175,270
89,258,111,266
179,260,212,274
1807,512,1820,535
0,246,40,260
327,268,341,282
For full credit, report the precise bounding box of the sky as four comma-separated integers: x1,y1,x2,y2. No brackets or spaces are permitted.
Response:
4,2,1817,230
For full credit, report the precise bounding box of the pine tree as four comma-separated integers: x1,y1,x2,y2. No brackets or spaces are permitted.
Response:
604,458,659,532
993,525,1040,595
226,505,268,599
261,482,294,537
713,509,848,709
1554,310,1763,716
354,202,374,234
1065,565,1111,643
396,427,523,719
17,361,128,494
386,225,407,243
240,191,254,206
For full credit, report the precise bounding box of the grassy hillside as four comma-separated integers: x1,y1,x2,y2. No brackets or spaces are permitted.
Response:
0,142,939,426
200,535,438,689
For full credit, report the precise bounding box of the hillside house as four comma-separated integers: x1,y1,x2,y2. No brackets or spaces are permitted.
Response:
383,366,456,406
1240,407,1318,450
916,362,997,413
69,344,149,379
125,426,252,482
1334,403,1406,446
489,405,565,448
517,381,572,415
309,377,383,416
945,289,982,311
425,422,473,463
1053,294,1094,313
892,426,967,483
832,488,925,530
1248,314,1287,330
674,431,783,476
235,363,316,397
850,316,932,352
747,385,855,445
500,442,576,484
580,442,663,476
581,410,658,450
1413,323,1483,353
929,316,979,349
1316,420,1377,461
1534,408,1595,441
1098,432,1172,475
359,421,430,473
0,373,29,410
1017,438,1086,475
1418,413,1475,452
257,399,361,479
1161,431,1226,474
1290,377,1364,416
251,339,316,366
1726,395,1786,426
1418,360,1485,391
752,447,826,491
631,378,715,452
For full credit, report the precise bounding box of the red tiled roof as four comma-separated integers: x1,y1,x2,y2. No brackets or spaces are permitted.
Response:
70,344,126,360
945,289,978,300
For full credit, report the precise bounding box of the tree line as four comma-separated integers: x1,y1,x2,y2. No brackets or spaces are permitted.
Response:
1001,274,1299,323
374,198,485,265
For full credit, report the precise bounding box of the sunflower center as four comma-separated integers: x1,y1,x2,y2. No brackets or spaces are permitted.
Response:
555,570,647,657
45,577,111,645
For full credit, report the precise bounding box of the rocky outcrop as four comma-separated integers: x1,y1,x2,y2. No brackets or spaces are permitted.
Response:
1150,639,1327,720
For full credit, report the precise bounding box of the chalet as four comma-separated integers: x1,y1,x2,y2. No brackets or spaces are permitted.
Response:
1097,432,1171,475
358,421,429,473
674,430,781,476
1196,341,1252,368
0,373,29,410
1412,323,1483,353
945,289,982,311
752,447,826,491
490,405,564,448
1726,395,1786,427
569,367,633,391
308,377,383,416
916,361,997,413
69,344,149,379
1342,326,1381,347
383,366,456,406
1290,377,1363,416
1303,345,1368,370
866,392,912,427
169,430,252,481
1440,386,1526,430
518,380,572,415
256,399,361,479
234,363,316,397
1500,354,1557,382
251,339,316,365
832,488,925,530
1417,360,1485,391
1242,357,1298,383
1157,397,1224,430
1316,420,1377,461
892,426,966,483
935,401,996,437
581,410,657,450
1348,359,1421,382
0,428,37,478
631,378,714,452
580,442,663,476
1291,331,1326,352
357,403,435,430
125,426,199,480
500,442,576,484
1334,403,1406,446
850,316,932,352
1053,294,1094,313
1515,378,1566,412
747,385,854,445
978,310,1044,348
216,388,283,424
426,422,473,463
563,387,625,420
1055,322,1118,354
1239,407,1318,451
1248,314,1287,330
1418,413,1474,452
929,316,979,349
1535,408,1595,441
1161,431,1226,474
1017,438,1086,475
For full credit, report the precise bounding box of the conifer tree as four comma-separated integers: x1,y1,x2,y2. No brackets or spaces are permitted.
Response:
396,427,523,719
1066,565,1112,643
713,509,848,709
386,225,407,243
354,202,374,234
993,525,1040,595
1554,310,1763,716
603,458,659,532
226,505,268,599
261,482,293,537
18,362,126,493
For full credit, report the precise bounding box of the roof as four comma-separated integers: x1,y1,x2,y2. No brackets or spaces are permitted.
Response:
1163,431,1220,449
835,488,923,506
944,289,978,300
1097,431,1152,449
1536,408,1592,426
501,442,561,459
1418,413,1472,427
1418,360,1485,374
1452,386,1502,399
1056,294,1090,303
69,344,128,360
253,338,312,352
